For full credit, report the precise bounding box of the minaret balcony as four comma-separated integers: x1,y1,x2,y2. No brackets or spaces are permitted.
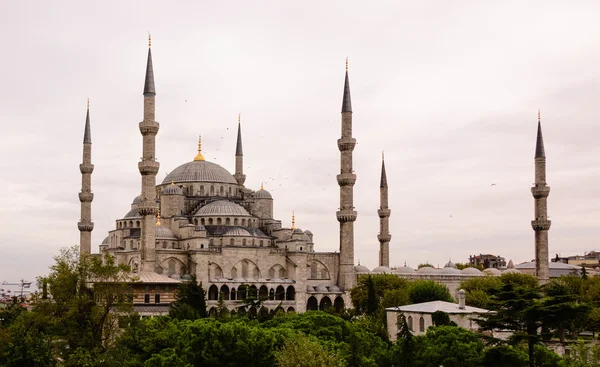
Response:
377,208,391,218
531,219,551,231
377,234,391,243
337,173,356,186
337,138,356,152
79,163,94,174
139,121,160,135
137,200,159,216
138,160,160,175
531,185,550,199
78,192,94,202
336,210,357,223
78,221,94,232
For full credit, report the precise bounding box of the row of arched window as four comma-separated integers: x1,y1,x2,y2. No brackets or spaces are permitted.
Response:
118,220,141,229
208,238,266,247
405,315,425,332
193,217,258,227
207,285,295,301
306,296,344,312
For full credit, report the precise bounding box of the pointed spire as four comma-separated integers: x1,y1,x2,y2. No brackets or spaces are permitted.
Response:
380,151,387,188
83,98,92,144
194,135,205,161
535,109,545,158
236,113,243,156
143,33,156,96
341,57,352,113
291,211,296,230
260,182,264,190
156,209,161,226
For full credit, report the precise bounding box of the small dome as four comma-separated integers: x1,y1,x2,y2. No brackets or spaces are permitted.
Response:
155,225,177,239
440,267,461,275
328,285,341,292
372,266,392,274
417,266,439,274
315,285,329,293
254,189,272,199
293,228,304,235
354,265,371,274
223,227,252,237
102,236,109,245
444,261,457,269
124,208,141,218
483,268,502,276
503,268,521,274
161,184,183,195
132,195,142,204
461,267,482,275
306,285,315,292
194,225,206,231
394,266,416,274
195,200,250,217
304,230,313,235
162,160,237,185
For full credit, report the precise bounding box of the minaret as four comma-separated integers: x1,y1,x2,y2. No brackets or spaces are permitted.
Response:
336,58,357,290
137,35,160,272
531,110,551,285
78,99,94,254
234,113,246,186
377,152,391,267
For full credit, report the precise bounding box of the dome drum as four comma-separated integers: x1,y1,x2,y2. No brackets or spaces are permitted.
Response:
163,160,238,185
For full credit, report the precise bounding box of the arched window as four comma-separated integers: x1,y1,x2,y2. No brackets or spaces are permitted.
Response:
419,317,425,332
407,316,413,331
231,288,236,300
231,267,238,278
129,240,133,249
217,218,222,225
230,238,234,246
129,221,133,227
162,241,167,249
168,260,176,275
286,286,295,301
234,218,238,225
228,187,232,196
242,219,246,226
334,296,344,312
209,218,213,225
252,239,255,246
276,285,285,300
201,218,205,225
136,221,140,227
310,262,317,279
260,240,263,246
220,285,230,300
200,185,204,196
208,285,219,301
242,239,247,246
194,218,198,225
242,261,248,278
259,286,269,298
210,185,215,195
226,218,230,225
220,186,224,195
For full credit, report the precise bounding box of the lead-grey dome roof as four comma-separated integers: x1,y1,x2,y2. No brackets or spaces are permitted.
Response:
162,160,237,185
102,236,109,245
223,227,252,236
161,184,183,195
132,195,142,204
155,225,177,239
124,208,141,218
254,189,272,199
195,200,250,216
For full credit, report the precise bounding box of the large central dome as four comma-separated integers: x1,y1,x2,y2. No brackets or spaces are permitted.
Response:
162,160,237,185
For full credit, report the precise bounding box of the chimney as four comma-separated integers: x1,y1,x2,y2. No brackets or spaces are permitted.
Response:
458,289,466,310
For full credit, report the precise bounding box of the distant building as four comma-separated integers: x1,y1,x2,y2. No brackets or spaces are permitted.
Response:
385,290,489,340
468,254,506,269
552,251,600,269
514,261,580,277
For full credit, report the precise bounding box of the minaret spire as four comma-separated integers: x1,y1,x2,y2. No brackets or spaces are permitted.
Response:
378,152,391,267
234,113,246,186
337,58,357,290
78,99,94,254
138,36,160,272
531,110,551,285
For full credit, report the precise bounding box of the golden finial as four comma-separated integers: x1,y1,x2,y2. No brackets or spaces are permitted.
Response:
538,109,541,122
148,32,151,48
238,113,241,124
194,135,205,161
382,151,384,160
156,210,161,226
260,182,264,190
171,180,175,186
87,97,90,109
291,211,296,230
345,57,348,71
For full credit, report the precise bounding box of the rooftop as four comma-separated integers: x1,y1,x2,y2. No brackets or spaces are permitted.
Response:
386,300,489,314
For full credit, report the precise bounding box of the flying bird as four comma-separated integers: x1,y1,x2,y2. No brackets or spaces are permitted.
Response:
491,183,496,186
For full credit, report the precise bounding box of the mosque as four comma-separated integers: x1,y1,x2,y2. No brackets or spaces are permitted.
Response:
76,38,552,315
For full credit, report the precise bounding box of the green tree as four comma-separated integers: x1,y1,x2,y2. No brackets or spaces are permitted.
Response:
459,275,502,309
415,326,484,367
541,279,590,342
169,275,206,320
351,274,410,314
481,345,528,367
563,341,600,367
275,334,345,367
408,280,453,304
366,275,378,315
431,311,454,326
392,313,415,367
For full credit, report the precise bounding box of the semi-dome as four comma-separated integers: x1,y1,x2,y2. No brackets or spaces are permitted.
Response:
161,184,183,195
461,267,482,275
372,266,392,274
328,285,341,292
102,236,109,245
255,189,272,199
306,285,315,292
417,266,439,274
162,160,237,185
304,230,313,235
132,195,142,204
394,266,416,274
223,227,252,237
155,225,177,239
195,200,250,216
440,267,461,275
483,268,502,276
354,265,371,274
293,228,304,234
124,208,141,218
315,285,329,292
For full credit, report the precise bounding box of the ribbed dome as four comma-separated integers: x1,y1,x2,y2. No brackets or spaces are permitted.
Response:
124,208,141,218
132,195,142,204
254,189,272,199
417,266,439,274
444,261,457,269
306,285,315,292
328,285,341,292
155,225,177,239
461,267,482,275
440,267,461,275
372,266,392,274
223,227,252,236
483,268,502,276
102,236,109,245
354,265,371,274
503,268,521,274
162,184,183,195
315,285,329,292
195,200,250,216
304,230,313,235
394,266,416,274
162,160,237,185
293,228,304,234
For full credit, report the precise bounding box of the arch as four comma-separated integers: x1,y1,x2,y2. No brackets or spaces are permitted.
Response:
242,218,246,226
136,220,140,227
162,241,167,249
220,186,224,195
260,240,263,246
242,239,247,246
269,264,286,279
319,296,332,311
269,288,275,300
419,316,425,332
321,269,329,279
209,218,214,225
275,285,285,300
168,260,176,275
231,267,238,278
129,240,133,249
159,257,185,276
208,307,217,317
286,286,295,301
211,263,223,278
334,296,344,312
287,307,295,313
208,285,219,301
129,220,133,227
407,315,413,331
220,285,230,300
310,262,318,278
194,218,199,225
217,218,222,225
230,238,235,246
231,288,236,301
242,261,248,277
201,218,205,225
252,267,260,280
232,259,259,280
310,260,329,279
249,285,258,298
259,285,268,298
200,185,204,196
226,218,230,225
238,285,247,300
307,296,318,311
210,185,215,195
248,306,257,318
234,218,238,225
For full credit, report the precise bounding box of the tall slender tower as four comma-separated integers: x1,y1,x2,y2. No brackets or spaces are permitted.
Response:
234,114,246,186
377,153,391,267
78,99,94,254
531,110,551,285
137,36,160,272
337,59,357,290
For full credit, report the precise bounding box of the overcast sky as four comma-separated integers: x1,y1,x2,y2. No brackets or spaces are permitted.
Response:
1,1,599,283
